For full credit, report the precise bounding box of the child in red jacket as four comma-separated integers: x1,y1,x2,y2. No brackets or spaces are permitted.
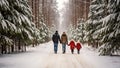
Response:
76,42,82,54
68,40,75,54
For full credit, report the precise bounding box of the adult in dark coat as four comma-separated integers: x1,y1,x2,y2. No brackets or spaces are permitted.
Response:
52,31,61,54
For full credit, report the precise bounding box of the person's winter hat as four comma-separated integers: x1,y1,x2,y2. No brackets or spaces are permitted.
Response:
55,31,58,33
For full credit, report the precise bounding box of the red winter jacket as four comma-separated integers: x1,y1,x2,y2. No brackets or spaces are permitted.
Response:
68,40,75,50
76,42,82,50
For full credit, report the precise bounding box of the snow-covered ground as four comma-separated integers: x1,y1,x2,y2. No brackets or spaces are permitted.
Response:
0,41,120,68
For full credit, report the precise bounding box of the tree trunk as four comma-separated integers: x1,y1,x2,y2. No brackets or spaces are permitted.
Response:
11,45,14,52
21,42,24,52
1,45,4,54
25,45,26,51
7,45,11,54
18,39,21,52
1,45,7,54
14,38,17,52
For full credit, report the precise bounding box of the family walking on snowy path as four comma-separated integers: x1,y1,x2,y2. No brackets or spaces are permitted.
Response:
52,31,82,54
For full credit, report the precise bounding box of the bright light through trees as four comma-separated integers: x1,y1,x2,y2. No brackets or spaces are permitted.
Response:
56,0,69,34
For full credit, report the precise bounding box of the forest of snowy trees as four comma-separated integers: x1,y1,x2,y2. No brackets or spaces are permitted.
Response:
86,0,120,56
0,0,50,54
0,0,120,56
68,0,120,56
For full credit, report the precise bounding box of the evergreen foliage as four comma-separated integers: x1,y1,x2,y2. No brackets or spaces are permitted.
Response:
0,0,50,54
86,0,120,55
39,21,49,43
67,24,75,40
74,19,85,43
99,0,120,55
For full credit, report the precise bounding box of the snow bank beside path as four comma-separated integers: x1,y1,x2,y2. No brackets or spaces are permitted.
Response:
80,45,120,68
0,42,52,68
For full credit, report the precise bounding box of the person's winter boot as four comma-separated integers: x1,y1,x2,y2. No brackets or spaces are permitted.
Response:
63,51,65,54
78,51,80,54
55,51,57,54
72,52,74,54
71,50,74,54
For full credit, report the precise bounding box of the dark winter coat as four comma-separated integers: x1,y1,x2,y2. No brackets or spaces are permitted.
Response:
52,33,60,44
61,33,68,44
76,42,82,50
68,40,75,50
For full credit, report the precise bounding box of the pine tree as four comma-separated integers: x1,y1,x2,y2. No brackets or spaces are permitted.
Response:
0,0,39,53
86,0,120,55
67,24,75,40
99,0,120,55
85,0,104,47
37,13,50,43
75,19,85,43
0,0,17,53
39,21,49,43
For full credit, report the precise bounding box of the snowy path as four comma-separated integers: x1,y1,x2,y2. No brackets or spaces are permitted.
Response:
0,41,120,68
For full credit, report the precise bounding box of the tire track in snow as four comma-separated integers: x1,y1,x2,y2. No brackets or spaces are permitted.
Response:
74,55,95,68
43,53,85,68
